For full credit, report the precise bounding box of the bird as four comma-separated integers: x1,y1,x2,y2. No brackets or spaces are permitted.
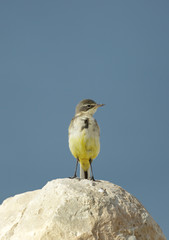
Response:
68,99,104,180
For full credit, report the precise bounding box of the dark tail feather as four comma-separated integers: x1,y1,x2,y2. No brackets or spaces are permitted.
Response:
80,165,90,179
84,171,88,179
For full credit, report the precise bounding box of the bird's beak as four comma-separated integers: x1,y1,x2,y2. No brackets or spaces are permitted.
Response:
97,103,105,108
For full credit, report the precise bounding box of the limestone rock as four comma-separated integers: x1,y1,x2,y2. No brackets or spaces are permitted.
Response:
0,178,166,240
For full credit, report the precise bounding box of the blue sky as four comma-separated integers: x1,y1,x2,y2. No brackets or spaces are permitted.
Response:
0,1,169,238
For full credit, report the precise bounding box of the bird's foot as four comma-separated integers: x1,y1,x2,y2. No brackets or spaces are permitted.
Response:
69,175,77,179
90,176,95,181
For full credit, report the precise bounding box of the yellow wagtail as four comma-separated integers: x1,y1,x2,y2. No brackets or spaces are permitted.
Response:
68,99,104,180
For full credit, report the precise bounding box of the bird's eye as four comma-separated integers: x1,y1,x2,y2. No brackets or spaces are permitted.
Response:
87,104,91,108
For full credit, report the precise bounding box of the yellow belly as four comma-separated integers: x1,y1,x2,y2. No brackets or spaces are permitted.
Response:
69,131,100,171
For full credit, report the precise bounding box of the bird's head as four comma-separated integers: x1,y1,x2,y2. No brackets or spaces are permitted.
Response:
75,99,104,116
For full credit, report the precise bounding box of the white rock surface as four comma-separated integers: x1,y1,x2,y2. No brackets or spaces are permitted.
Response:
0,178,166,240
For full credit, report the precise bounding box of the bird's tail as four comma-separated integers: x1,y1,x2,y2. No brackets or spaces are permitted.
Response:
80,164,90,179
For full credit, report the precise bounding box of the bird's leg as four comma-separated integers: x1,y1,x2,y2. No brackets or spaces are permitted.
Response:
89,159,95,181
70,158,79,179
